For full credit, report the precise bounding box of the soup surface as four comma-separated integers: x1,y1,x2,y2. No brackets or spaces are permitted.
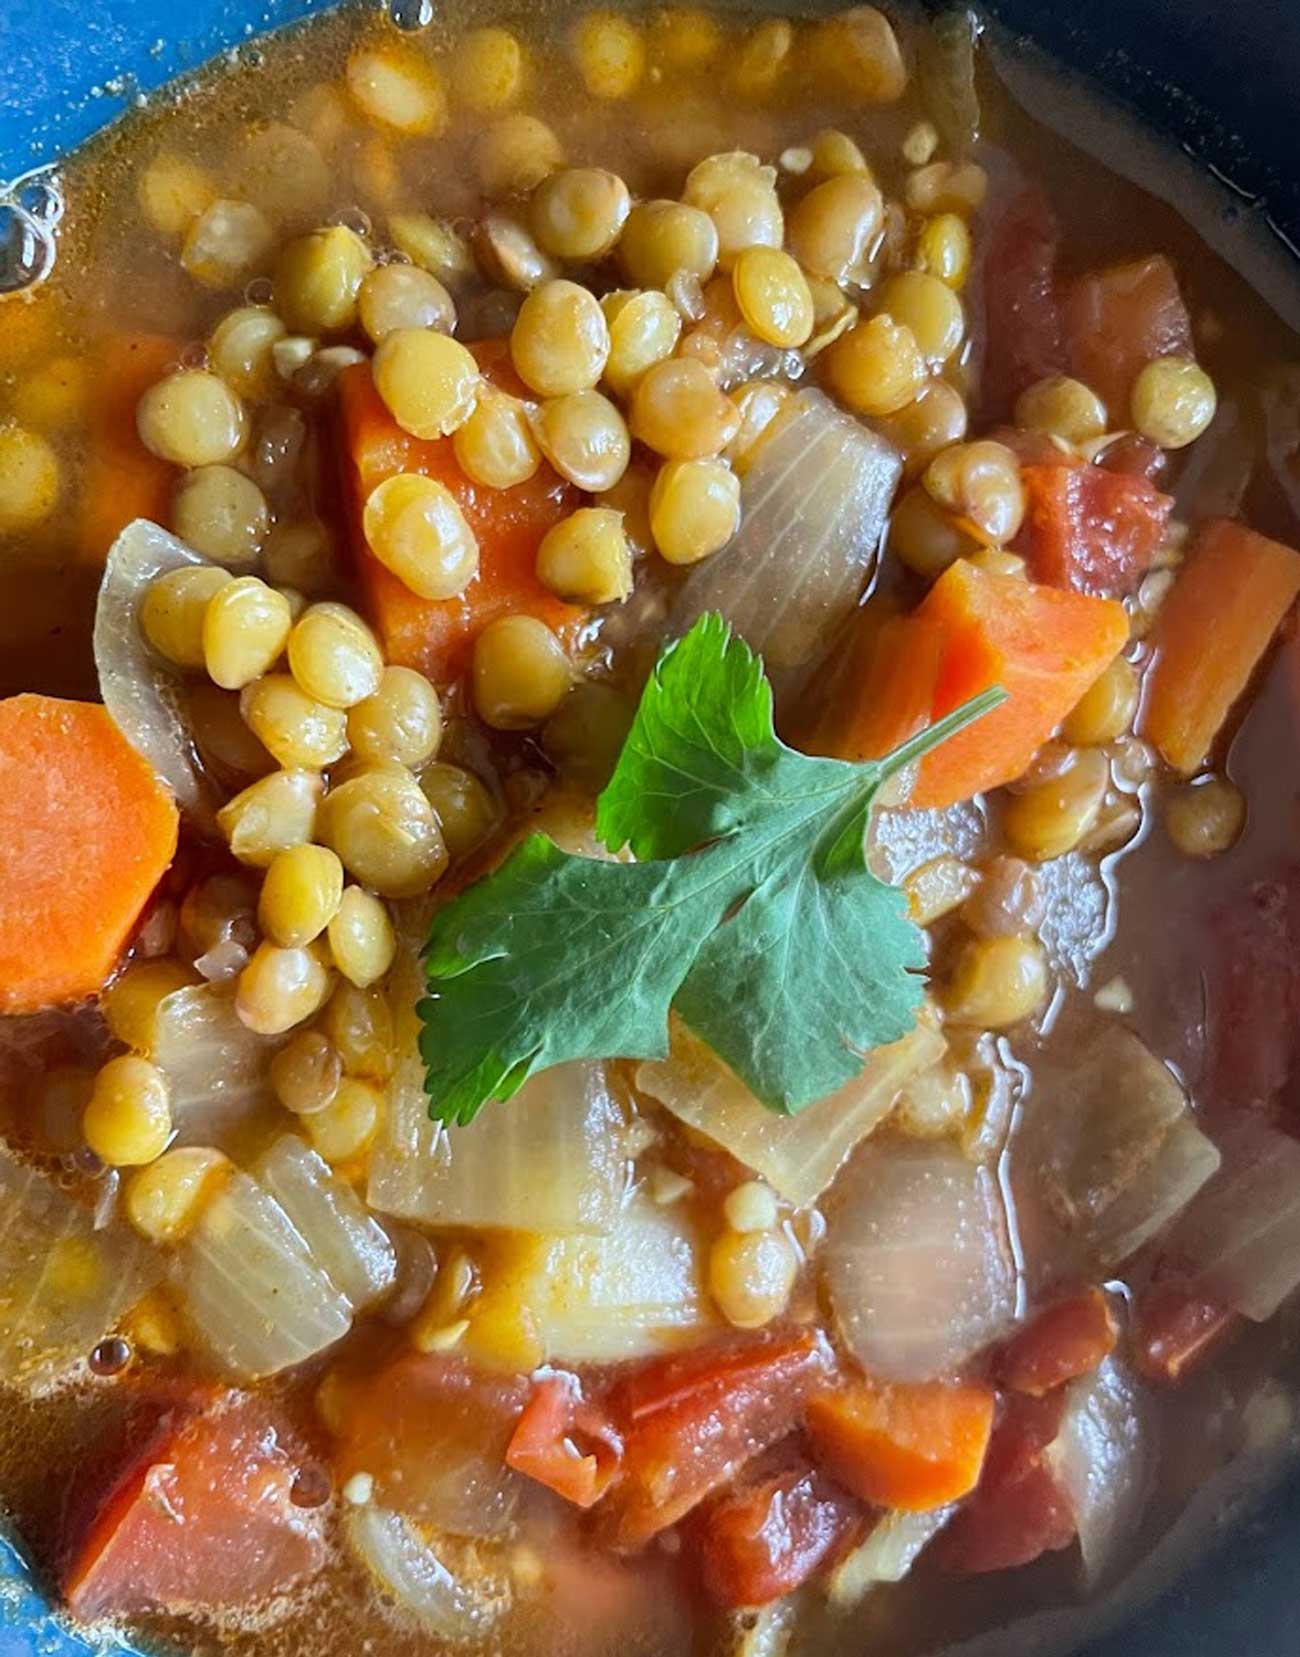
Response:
2,5,1300,1657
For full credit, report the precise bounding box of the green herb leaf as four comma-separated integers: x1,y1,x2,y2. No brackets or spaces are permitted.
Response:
422,614,1002,1125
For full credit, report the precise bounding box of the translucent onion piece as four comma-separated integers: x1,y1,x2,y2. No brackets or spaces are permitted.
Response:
1164,1127,1300,1321
369,1061,626,1234
176,1170,352,1379
255,1135,397,1310
345,1506,508,1640
919,8,981,155
672,389,902,674
636,1020,945,1207
0,1150,158,1383
1091,1115,1221,1271
825,1505,955,1606
93,519,219,826
1046,1357,1152,1588
825,1140,1017,1381
151,984,281,1151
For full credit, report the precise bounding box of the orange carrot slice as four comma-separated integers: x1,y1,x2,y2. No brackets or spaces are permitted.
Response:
0,695,179,1013
76,334,179,565
1141,518,1300,774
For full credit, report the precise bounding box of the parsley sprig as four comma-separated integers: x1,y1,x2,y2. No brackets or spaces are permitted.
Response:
421,613,1002,1124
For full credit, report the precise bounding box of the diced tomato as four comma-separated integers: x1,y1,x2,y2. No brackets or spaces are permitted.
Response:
600,1329,834,1549
1133,1280,1239,1385
1015,463,1174,596
697,1459,862,1608
997,1289,1119,1397
64,1394,327,1619
1203,867,1300,1122
1098,432,1167,482
1065,255,1193,422
506,1372,623,1508
981,185,1066,418
935,1392,1076,1575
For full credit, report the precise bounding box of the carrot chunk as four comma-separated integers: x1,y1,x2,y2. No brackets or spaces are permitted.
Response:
336,343,584,682
814,612,944,763
1142,518,1300,774
1016,463,1173,596
0,695,179,1013
1065,255,1192,421
76,334,178,564
805,1377,995,1512
997,1289,1119,1397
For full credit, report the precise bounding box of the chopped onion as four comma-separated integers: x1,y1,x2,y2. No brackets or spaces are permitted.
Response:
825,1505,955,1606
1090,1115,1221,1271
193,936,250,984
151,984,281,1150
636,1019,945,1207
175,1169,352,1379
255,1135,397,1310
368,1060,627,1234
919,8,981,156
671,389,902,676
1163,1126,1300,1321
1046,1357,1152,1587
93,519,219,827
345,1505,508,1640
0,1149,158,1383
824,1139,1017,1381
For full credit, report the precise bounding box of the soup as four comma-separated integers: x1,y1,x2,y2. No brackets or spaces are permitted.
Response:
2,5,1300,1656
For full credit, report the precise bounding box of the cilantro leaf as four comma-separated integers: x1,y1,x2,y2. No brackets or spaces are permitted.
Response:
421,614,1002,1125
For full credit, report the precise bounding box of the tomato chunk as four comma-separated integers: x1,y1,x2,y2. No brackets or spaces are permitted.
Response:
64,1395,327,1619
1016,463,1174,596
506,1372,623,1508
997,1289,1120,1397
1065,255,1193,422
982,184,1066,417
697,1460,861,1607
1203,866,1300,1121
1133,1280,1239,1384
600,1329,834,1549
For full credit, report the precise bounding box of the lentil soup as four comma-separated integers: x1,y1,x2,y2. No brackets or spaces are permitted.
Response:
2,5,1300,1657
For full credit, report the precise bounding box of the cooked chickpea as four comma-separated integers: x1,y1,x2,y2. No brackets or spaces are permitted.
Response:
84,1056,173,1168
241,674,347,773
874,378,968,475
202,576,292,691
318,765,448,897
305,1075,383,1165
904,856,981,926
472,615,572,730
137,371,247,468
731,247,814,348
915,213,972,290
887,485,978,578
103,959,196,1052
475,113,564,197
961,855,1047,940
807,129,869,179
708,1226,797,1328
358,264,456,346
650,458,741,565
321,981,395,1080
263,519,336,596
877,271,965,365
327,886,397,988
139,152,216,241
181,199,273,290
171,465,268,569
208,306,286,402
510,280,610,398
601,289,682,398
258,843,345,948
1004,747,1110,861
1063,656,1139,746
1165,776,1245,858
1015,375,1108,445
346,42,447,136
542,682,635,790
141,566,233,669
474,213,557,296
787,173,884,284
649,7,722,67
618,199,719,291
125,1147,229,1244
944,934,1048,1028
572,11,645,99
630,358,741,459
288,602,385,709
274,226,372,336
536,507,633,604
682,152,783,270
923,440,1026,545
825,314,926,418
372,327,480,440
530,167,631,262
388,213,476,291
726,379,793,474
1131,355,1217,448
178,869,257,959
728,17,793,100
905,160,989,215
347,666,442,770
449,389,538,491
237,939,332,1035
807,5,906,101
600,462,655,557
363,473,480,600
217,768,323,867
723,1180,779,1234
271,1030,343,1116
420,763,500,860
531,390,630,492
452,26,525,111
